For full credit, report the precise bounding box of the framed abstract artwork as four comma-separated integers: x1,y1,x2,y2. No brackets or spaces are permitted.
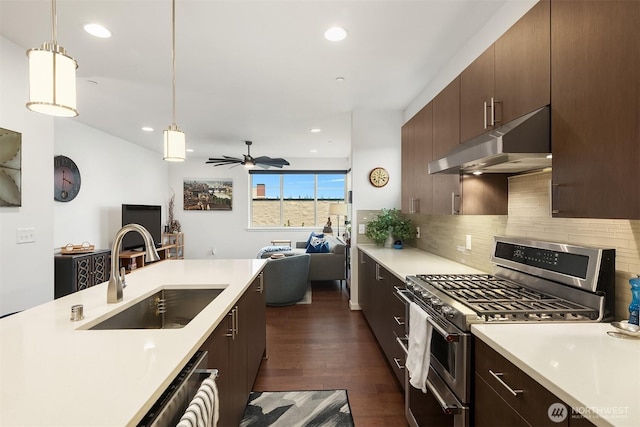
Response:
0,128,21,207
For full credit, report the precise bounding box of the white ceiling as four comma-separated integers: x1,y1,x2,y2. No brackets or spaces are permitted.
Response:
1,0,528,161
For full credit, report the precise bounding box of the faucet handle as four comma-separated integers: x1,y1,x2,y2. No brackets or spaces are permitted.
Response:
120,267,127,288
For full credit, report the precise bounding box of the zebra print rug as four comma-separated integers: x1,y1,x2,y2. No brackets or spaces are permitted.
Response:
240,390,354,427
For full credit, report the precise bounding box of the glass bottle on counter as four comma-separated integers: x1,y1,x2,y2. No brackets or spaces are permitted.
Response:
629,276,640,326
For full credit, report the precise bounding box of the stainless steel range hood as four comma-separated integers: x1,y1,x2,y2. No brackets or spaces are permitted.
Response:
428,106,551,174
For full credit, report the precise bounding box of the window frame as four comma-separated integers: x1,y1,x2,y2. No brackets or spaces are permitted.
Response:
249,170,347,229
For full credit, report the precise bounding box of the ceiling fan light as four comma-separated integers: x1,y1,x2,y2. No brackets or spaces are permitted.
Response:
26,43,78,117
163,125,185,161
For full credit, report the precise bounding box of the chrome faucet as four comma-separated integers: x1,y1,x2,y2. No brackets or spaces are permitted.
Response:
107,224,160,303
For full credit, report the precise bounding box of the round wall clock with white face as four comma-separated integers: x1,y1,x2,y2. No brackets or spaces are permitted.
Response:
54,155,81,202
369,167,389,188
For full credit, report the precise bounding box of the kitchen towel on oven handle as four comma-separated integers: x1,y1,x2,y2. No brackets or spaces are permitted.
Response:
406,301,433,393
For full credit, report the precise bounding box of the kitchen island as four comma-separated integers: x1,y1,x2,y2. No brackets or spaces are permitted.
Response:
0,258,266,426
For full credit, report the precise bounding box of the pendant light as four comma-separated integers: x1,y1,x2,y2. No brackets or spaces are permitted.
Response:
26,0,78,117
163,0,186,162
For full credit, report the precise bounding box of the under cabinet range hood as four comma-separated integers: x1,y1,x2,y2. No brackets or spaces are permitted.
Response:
428,106,551,174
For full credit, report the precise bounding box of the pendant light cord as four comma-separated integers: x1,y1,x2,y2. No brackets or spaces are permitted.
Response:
51,0,57,43
172,0,177,126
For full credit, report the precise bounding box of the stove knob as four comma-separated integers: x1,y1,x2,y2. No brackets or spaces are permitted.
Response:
430,298,442,310
441,306,456,319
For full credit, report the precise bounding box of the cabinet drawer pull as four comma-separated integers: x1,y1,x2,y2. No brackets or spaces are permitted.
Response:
393,316,405,326
488,369,523,397
393,357,405,370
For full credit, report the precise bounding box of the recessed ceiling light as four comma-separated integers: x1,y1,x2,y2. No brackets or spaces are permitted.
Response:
142,126,154,132
84,23,112,38
310,128,322,133
335,77,345,82
310,149,318,153
472,171,483,176
186,148,194,153
324,26,348,42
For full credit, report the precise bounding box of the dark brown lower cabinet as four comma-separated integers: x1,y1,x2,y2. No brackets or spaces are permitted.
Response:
474,338,594,427
54,250,111,298
358,250,406,389
199,275,266,427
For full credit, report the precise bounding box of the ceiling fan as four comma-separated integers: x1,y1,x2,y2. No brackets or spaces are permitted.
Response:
206,141,290,168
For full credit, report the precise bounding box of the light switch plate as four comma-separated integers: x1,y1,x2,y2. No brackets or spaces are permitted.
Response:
16,227,35,244
358,224,366,234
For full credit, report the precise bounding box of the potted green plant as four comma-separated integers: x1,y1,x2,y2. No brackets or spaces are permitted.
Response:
365,208,416,248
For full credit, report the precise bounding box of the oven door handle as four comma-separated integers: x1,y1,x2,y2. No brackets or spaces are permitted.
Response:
394,287,460,343
426,377,462,415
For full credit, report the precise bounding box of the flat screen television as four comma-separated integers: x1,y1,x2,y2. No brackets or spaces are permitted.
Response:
121,204,162,251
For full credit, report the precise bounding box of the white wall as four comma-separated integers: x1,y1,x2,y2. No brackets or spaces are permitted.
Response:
349,110,404,309
0,36,169,316
1,37,55,315
168,156,350,260
53,120,169,249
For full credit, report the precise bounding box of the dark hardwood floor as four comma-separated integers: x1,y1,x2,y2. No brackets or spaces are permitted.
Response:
252,280,408,426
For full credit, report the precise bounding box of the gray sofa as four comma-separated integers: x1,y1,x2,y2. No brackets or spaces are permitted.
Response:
260,234,346,282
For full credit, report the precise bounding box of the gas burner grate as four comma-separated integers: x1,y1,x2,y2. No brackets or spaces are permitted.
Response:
413,273,599,320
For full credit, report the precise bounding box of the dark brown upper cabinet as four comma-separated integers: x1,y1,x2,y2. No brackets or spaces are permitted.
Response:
460,0,550,143
401,103,433,214
432,76,462,215
551,0,639,219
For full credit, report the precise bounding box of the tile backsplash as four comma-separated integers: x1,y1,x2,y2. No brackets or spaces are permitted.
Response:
361,170,640,320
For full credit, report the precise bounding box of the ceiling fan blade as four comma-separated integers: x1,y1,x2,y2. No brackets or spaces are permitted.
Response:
254,156,290,167
222,155,243,161
205,159,241,165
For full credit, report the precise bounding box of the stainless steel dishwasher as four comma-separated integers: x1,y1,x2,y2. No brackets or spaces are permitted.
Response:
137,350,218,426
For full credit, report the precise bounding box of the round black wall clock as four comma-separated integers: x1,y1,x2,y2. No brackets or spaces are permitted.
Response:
54,155,81,202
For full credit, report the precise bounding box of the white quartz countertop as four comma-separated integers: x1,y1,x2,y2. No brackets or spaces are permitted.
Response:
0,259,265,427
472,323,640,427
356,244,485,280
357,244,639,427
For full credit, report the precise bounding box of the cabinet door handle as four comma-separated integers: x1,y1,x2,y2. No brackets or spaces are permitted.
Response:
451,192,460,215
225,309,235,338
258,273,264,293
488,369,523,397
234,305,239,337
490,97,496,126
375,264,383,281
360,251,365,264
393,316,405,326
483,101,488,129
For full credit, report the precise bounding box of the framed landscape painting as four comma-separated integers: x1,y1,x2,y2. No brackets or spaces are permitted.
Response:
184,179,232,210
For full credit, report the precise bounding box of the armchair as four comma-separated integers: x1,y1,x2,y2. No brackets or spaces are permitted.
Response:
262,254,311,306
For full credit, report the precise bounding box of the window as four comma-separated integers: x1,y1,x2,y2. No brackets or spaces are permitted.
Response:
250,171,346,228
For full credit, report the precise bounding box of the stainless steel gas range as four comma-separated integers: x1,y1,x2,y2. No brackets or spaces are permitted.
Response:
396,236,616,427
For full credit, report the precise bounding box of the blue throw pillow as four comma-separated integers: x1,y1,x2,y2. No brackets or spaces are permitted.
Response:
306,236,329,253
305,232,324,248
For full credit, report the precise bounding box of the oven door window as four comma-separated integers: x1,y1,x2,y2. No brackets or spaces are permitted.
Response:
430,331,456,378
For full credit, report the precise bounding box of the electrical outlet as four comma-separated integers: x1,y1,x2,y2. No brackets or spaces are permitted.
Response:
416,226,421,239
465,234,472,250
211,247,216,255
358,224,366,234
16,227,35,244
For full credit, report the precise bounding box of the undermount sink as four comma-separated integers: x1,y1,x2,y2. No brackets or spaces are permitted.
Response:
87,288,223,330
